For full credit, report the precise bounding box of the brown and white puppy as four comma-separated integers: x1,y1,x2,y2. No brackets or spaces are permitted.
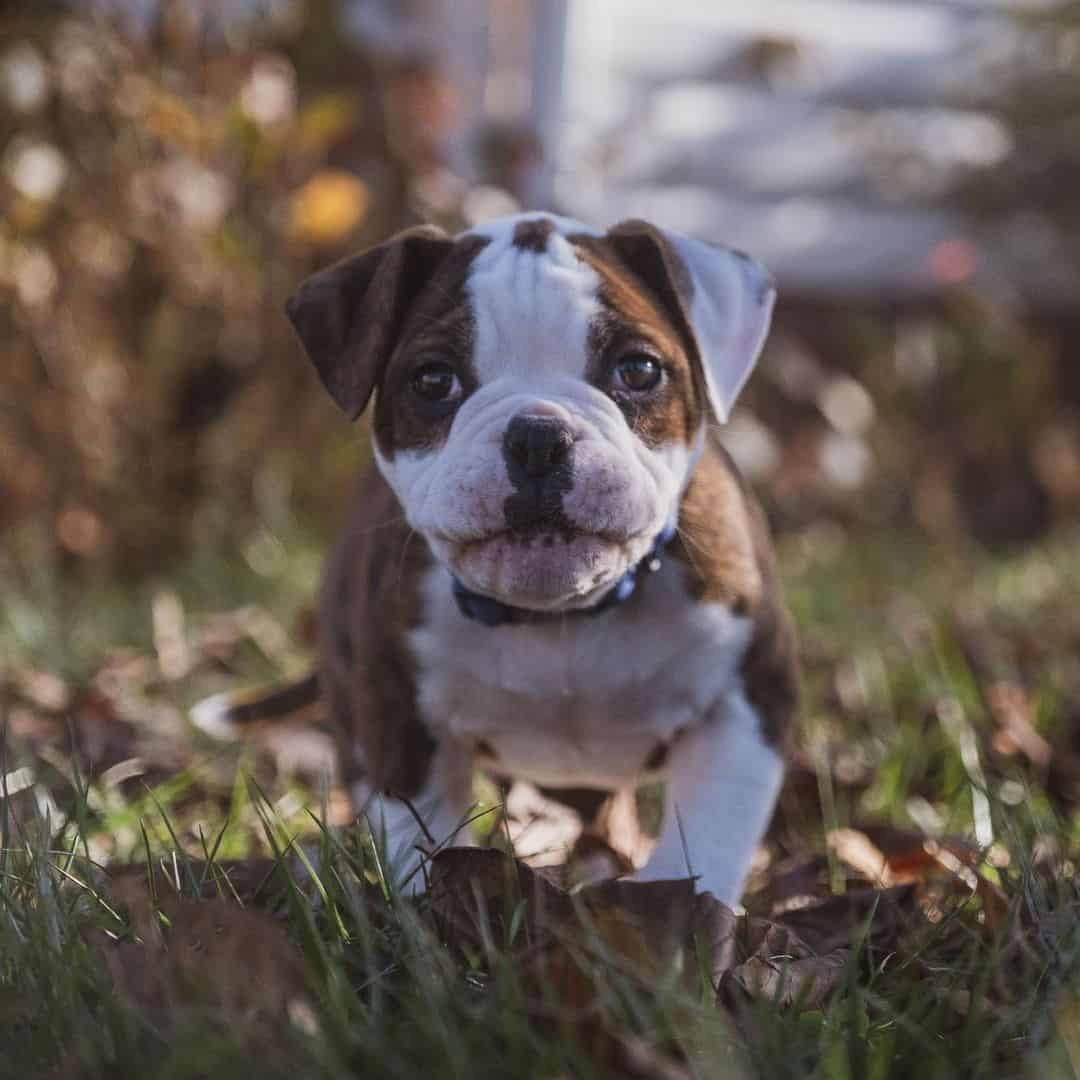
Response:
287,213,797,904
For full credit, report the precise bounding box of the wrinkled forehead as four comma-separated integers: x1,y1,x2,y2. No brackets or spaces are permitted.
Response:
398,214,680,384
462,216,606,382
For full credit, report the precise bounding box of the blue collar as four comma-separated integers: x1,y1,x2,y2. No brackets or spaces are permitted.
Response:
451,523,678,627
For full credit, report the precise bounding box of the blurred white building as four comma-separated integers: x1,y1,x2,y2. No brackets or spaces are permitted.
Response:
376,0,1077,307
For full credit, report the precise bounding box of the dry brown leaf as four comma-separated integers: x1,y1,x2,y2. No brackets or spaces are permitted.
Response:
430,849,709,1075
987,681,1051,768
744,852,830,916
827,823,1006,926
828,828,893,886
767,885,917,956
722,948,848,1011
429,847,913,1022
429,848,700,960
96,873,311,1038
8,666,71,712
692,892,839,1007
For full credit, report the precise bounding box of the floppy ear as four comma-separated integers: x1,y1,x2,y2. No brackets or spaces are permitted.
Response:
607,220,775,422
285,225,454,419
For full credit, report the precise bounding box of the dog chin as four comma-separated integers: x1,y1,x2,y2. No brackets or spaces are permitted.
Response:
443,530,632,612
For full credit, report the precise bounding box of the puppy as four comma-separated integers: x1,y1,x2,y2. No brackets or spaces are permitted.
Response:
261,213,797,903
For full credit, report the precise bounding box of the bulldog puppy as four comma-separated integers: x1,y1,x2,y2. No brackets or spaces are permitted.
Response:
286,213,798,904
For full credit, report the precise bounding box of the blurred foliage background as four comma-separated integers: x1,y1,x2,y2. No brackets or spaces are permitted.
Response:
2,0,1079,590
1,0,473,584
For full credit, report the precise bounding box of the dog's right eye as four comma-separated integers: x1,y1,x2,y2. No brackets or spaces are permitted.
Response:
410,361,460,402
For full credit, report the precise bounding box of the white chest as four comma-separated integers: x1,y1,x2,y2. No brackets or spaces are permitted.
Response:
408,562,753,789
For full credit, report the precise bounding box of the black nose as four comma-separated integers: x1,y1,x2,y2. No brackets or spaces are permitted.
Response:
503,415,574,479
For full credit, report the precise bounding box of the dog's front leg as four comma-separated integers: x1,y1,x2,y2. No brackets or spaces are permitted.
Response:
635,690,783,906
350,740,476,895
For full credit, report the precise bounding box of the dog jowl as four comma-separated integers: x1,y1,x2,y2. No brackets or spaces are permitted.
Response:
286,213,798,904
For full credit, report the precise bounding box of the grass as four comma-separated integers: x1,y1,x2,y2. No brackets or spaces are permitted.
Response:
4,522,1080,1077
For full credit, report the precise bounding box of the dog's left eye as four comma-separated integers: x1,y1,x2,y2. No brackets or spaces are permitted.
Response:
615,354,663,392
410,361,461,402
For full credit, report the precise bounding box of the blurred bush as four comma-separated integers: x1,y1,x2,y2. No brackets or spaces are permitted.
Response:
740,291,1080,549
739,0,1080,550
0,0,466,577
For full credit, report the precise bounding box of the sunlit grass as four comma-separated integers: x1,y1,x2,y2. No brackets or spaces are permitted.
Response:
4,522,1080,1075
3,769,1079,1078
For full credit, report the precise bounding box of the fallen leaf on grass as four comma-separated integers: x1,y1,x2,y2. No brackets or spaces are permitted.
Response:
987,681,1051,769
765,885,916,956
829,825,979,886
431,850,732,1077
828,828,894,887
744,852,831,916
6,665,71,712
825,824,1011,931
94,871,313,1040
721,946,847,1011
428,849,924,1074
430,848,915,1016
429,847,700,961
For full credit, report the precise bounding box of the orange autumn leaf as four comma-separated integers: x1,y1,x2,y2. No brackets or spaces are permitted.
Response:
287,170,369,245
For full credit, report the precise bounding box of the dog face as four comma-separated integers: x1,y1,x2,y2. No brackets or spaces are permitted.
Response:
287,214,774,611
